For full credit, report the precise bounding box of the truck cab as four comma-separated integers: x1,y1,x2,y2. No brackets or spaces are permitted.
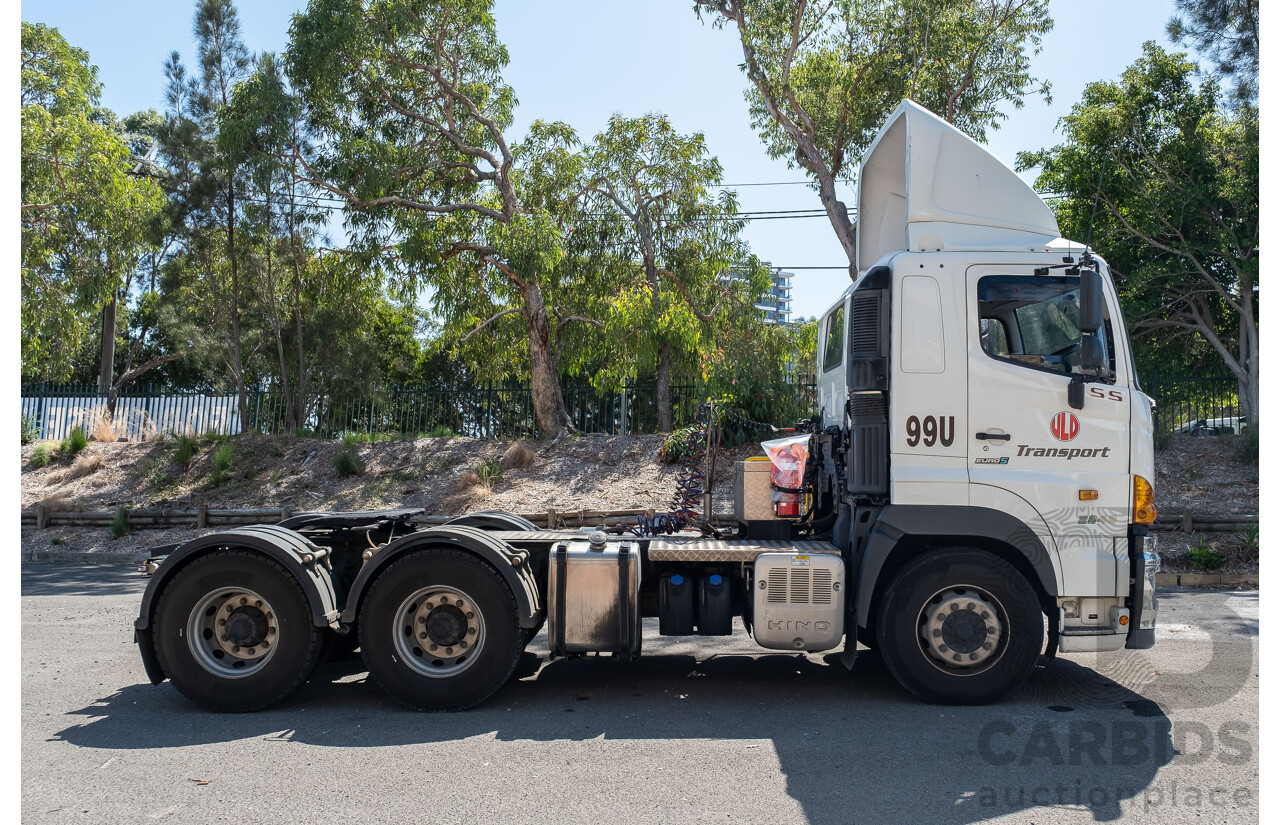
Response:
816,100,1158,663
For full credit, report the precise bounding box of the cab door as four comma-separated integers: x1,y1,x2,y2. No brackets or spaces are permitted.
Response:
965,265,1132,597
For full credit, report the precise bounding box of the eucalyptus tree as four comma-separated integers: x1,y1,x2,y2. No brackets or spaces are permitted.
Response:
693,0,1052,279
584,113,768,431
286,0,605,437
1018,44,1258,424
20,22,164,382
1167,0,1258,104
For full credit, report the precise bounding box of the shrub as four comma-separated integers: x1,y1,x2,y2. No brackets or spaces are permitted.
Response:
207,443,236,486
21,415,38,445
1188,537,1226,571
31,444,51,468
1232,429,1258,466
333,434,364,477
425,425,454,438
476,457,503,489
174,435,200,468
1234,524,1260,558
109,506,129,538
60,426,88,457
660,425,702,464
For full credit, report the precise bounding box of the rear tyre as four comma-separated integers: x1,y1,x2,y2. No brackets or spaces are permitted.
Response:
359,548,523,711
875,548,1042,705
153,550,323,712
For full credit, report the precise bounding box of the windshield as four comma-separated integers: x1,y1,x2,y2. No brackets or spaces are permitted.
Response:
977,275,1109,377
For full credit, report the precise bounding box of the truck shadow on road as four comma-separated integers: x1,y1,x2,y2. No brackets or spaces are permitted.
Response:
55,628,1177,824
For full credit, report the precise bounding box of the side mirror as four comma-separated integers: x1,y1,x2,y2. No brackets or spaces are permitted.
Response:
1080,334,1106,372
1077,269,1103,332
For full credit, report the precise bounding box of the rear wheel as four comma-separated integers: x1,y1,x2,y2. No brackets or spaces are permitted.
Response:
153,550,323,712
359,548,523,711
875,548,1042,704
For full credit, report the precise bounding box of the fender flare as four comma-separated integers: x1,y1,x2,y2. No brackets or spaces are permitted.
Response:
134,525,340,684
444,510,538,532
340,525,543,629
855,505,1057,629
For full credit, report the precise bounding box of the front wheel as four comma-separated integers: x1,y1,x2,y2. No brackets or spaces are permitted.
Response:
359,548,523,711
875,548,1043,704
152,550,323,712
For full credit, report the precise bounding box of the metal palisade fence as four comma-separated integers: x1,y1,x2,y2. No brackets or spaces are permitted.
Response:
22,372,1238,442
20,381,818,442
1143,369,1248,436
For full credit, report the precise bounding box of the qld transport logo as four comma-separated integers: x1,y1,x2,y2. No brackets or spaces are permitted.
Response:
1051,411,1080,442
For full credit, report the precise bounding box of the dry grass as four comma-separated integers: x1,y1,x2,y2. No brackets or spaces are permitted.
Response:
457,470,483,489
45,453,104,486
90,413,121,443
501,441,536,470
37,493,73,512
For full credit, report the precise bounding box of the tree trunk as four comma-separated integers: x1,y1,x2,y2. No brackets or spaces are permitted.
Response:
657,344,673,432
522,282,573,438
227,190,249,434
98,295,117,394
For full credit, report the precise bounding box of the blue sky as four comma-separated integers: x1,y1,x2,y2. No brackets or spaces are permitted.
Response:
23,0,1182,319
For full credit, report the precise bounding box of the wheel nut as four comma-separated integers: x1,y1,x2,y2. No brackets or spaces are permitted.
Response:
932,629,941,637
445,647,454,655
419,616,427,624
983,643,992,650
420,632,428,639
981,611,990,620
247,648,256,656
267,627,276,635
986,626,995,634
459,641,467,649
939,644,949,653
966,602,975,610
261,640,269,648
232,645,240,653
467,627,476,635
430,644,438,652
218,619,226,626
255,600,262,608
969,653,978,661
949,603,958,611
466,612,474,619
455,599,463,607
221,635,229,642
240,598,247,605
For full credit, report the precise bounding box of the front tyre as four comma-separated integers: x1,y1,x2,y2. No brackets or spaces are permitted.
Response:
153,550,323,712
359,548,523,711
875,549,1043,705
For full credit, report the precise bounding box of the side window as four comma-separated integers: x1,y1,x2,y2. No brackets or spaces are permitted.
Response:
977,275,1113,377
822,305,845,372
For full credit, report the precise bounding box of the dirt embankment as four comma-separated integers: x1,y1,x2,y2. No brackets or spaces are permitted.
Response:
19,433,756,559
19,431,1257,571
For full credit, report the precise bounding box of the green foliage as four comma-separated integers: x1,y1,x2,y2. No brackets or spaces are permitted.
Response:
332,434,364,477
475,457,503,488
173,434,200,468
1232,429,1258,466
1167,0,1258,103
695,0,1052,265
1017,43,1258,421
425,425,455,438
60,426,88,456
109,506,129,538
31,444,51,468
207,442,236,486
21,22,164,379
660,425,703,464
1187,537,1226,571
21,415,39,445
1233,524,1259,557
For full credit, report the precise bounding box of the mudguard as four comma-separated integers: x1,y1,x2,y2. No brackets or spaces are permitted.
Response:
855,505,1057,629
134,525,339,685
341,525,543,629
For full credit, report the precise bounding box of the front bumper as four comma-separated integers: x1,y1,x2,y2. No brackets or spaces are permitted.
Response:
1125,531,1159,649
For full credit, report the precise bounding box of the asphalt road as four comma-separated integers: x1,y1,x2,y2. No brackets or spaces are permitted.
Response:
22,563,1258,825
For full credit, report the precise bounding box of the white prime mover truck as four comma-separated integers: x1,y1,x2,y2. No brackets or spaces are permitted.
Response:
134,101,1160,711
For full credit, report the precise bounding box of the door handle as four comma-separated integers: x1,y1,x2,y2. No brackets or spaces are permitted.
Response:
976,431,1011,441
